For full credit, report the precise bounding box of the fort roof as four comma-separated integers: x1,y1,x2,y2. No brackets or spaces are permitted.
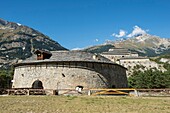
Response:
119,57,149,60
101,48,138,55
101,52,130,55
49,51,111,62
14,50,126,69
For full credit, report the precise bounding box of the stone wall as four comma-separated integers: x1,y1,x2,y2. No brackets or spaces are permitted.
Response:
12,62,128,91
119,58,166,76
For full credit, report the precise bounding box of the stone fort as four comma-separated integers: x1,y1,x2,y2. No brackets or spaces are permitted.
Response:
101,48,165,76
12,50,128,94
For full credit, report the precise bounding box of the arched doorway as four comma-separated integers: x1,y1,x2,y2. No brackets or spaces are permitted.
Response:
32,80,43,89
75,86,84,92
112,85,116,88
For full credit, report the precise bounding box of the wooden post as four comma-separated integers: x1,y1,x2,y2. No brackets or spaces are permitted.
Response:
7,89,10,95
134,89,139,97
88,90,91,96
27,89,30,95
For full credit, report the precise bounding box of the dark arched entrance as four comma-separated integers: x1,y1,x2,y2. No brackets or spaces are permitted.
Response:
112,85,116,88
32,80,43,89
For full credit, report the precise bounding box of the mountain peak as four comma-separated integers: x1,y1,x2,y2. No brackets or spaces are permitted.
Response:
112,34,170,56
0,18,67,63
89,34,170,57
131,34,151,42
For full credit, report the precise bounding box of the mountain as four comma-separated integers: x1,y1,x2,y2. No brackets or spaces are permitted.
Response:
112,34,170,56
84,34,170,57
0,18,67,64
83,44,115,53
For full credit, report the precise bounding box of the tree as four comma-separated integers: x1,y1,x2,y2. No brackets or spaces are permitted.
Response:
128,69,170,89
0,66,14,88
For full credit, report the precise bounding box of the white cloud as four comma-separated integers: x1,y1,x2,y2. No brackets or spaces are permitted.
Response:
127,26,148,38
95,39,99,42
112,29,126,38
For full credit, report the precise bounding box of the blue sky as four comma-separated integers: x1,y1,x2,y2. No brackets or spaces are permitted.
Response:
1,0,170,49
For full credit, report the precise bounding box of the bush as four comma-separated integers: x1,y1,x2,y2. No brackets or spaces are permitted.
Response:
0,66,14,88
128,69,170,89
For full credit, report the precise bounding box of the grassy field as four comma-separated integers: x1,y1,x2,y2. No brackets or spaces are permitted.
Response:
0,95,169,113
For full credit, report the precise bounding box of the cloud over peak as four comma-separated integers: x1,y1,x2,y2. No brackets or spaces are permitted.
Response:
111,26,149,39
127,26,148,38
112,29,126,38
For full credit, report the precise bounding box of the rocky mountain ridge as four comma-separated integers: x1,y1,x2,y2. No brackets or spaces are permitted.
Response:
0,18,67,64
84,34,170,57
113,34,170,56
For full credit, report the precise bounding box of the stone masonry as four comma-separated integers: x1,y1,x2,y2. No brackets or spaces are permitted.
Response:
12,51,128,94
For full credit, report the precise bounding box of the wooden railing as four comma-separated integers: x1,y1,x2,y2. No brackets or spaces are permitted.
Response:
1,88,170,96
6,88,46,95
87,88,138,96
88,88,170,96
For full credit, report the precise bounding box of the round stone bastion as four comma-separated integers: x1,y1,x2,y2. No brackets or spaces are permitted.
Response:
12,50,128,94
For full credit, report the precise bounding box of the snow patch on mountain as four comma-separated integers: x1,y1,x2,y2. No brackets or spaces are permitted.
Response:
17,23,22,26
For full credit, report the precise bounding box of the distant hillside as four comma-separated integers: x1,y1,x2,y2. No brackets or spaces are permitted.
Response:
0,18,67,64
83,44,115,53
84,34,170,57
112,34,170,56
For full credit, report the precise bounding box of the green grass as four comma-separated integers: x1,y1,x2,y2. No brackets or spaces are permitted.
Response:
0,96,170,113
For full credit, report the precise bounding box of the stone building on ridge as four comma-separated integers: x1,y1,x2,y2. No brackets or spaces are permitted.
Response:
101,48,165,76
101,48,139,63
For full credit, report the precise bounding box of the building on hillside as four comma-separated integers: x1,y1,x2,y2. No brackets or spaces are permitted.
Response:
12,50,128,95
119,57,150,66
160,58,170,64
101,48,164,76
101,48,138,63
118,57,161,76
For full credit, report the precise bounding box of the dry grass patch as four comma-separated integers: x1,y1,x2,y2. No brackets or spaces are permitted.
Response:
0,95,169,113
